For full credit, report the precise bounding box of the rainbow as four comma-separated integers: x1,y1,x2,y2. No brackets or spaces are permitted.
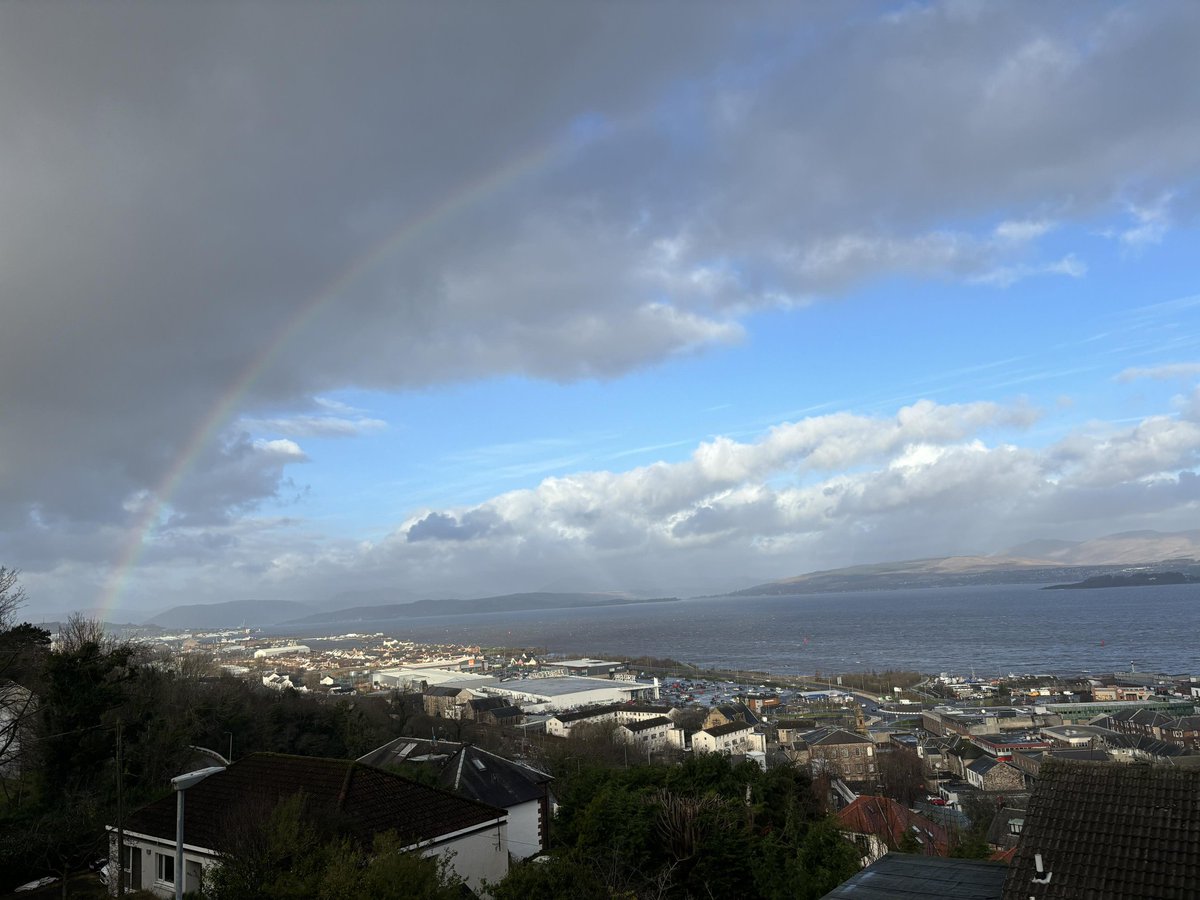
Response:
96,131,578,618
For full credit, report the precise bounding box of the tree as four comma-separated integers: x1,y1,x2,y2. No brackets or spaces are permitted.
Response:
0,568,27,632
200,792,461,900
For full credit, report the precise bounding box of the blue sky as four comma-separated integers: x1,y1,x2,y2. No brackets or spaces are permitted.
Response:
2,2,1199,617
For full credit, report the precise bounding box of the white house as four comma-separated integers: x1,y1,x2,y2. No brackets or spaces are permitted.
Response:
691,721,767,755
108,753,508,897
359,737,556,862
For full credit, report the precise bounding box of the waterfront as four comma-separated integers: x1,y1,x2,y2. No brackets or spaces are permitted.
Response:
277,582,1200,676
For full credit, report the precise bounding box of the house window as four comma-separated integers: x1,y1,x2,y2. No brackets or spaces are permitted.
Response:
121,846,134,876
156,853,175,885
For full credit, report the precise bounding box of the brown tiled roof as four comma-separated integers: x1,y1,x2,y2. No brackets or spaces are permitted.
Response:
836,795,949,856
124,753,504,853
704,720,754,737
1002,760,1200,900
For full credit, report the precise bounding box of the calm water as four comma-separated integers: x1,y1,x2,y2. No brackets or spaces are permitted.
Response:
280,583,1200,676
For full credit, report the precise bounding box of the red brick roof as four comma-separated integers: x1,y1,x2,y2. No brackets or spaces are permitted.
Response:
836,795,950,856
124,753,504,853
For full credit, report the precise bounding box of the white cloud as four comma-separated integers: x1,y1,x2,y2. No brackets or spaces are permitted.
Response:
1116,362,1200,382
241,414,387,438
1120,195,1172,247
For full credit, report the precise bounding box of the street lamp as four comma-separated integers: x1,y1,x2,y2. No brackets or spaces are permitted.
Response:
171,766,225,900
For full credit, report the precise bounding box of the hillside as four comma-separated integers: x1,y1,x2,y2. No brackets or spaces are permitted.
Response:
283,591,680,625
144,599,318,630
728,529,1200,597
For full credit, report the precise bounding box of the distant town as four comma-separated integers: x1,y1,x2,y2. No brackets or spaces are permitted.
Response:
90,622,1200,895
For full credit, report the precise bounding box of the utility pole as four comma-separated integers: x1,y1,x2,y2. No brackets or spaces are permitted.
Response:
116,722,125,896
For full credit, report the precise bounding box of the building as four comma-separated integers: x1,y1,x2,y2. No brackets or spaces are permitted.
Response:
252,645,310,659
836,795,949,866
108,753,508,897
545,703,673,738
616,716,685,751
547,658,625,679
1002,760,1200,899
964,757,1024,792
481,675,659,712
422,684,476,719
1043,698,1195,723
359,738,553,860
692,720,767,755
703,702,760,731
823,854,1007,900
796,728,877,781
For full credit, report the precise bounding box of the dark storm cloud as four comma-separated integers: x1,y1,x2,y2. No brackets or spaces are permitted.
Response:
2,1,1200,606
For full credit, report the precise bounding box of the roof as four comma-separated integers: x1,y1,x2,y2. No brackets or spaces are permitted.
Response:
621,716,673,733
1002,760,1200,900
822,854,1007,900
466,696,508,711
441,745,552,810
704,720,755,737
984,807,1026,850
967,757,999,776
424,685,466,697
805,727,871,746
551,704,621,723
836,796,949,856
123,753,504,853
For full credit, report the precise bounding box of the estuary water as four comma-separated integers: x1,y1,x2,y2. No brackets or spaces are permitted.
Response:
282,583,1200,677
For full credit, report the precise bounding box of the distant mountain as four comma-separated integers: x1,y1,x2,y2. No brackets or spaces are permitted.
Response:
284,591,680,625
727,529,1200,597
1045,571,1200,590
145,599,319,630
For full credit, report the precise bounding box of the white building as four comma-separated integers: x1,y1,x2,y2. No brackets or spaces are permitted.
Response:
546,703,674,738
108,754,508,897
252,645,310,659
691,721,767,755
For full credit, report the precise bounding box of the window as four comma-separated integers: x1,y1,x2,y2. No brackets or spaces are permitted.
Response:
121,845,134,876
156,853,174,885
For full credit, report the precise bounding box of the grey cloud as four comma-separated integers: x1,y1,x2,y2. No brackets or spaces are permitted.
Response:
3,1,1200,594
406,510,502,543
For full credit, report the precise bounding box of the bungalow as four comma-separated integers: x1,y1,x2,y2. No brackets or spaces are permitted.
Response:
108,753,507,897
358,737,553,860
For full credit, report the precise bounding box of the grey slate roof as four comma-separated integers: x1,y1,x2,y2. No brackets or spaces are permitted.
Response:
441,744,552,810
123,753,504,853
704,720,755,737
621,716,673,733
822,854,1007,900
1002,760,1200,900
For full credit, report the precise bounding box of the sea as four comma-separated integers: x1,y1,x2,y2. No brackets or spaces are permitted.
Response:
275,582,1200,677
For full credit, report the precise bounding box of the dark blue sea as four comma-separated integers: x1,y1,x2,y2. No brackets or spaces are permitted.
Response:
278,583,1200,676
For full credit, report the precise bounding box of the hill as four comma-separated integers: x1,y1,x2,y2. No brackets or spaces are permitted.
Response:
283,591,680,625
728,529,1200,597
144,599,318,630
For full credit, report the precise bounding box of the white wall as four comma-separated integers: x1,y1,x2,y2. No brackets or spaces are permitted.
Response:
503,799,543,861
423,823,509,896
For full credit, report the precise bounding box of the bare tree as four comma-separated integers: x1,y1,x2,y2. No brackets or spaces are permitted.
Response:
0,567,27,632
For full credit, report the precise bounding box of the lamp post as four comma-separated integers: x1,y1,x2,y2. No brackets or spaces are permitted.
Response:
171,766,225,900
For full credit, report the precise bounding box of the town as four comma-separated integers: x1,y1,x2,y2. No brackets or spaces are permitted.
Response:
7,617,1196,898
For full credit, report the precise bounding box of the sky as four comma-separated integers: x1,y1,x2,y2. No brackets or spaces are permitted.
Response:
2,1,1200,619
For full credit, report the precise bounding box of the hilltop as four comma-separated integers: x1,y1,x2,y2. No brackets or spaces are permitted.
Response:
727,529,1200,597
